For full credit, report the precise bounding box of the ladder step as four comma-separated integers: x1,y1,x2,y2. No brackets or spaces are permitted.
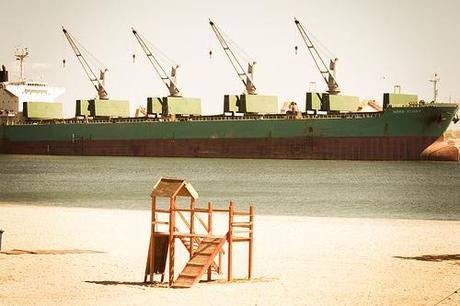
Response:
202,239,223,244
195,250,214,256
174,277,196,284
182,240,199,245
233,237,251,242
187,262,205,267
182,265,204,275
179,272,200,278
152,221,169,225
171,281,193,289
190,258,212,265
231,222,252,228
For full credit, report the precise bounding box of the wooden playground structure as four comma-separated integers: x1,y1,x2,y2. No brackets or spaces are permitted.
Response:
144,177,254,288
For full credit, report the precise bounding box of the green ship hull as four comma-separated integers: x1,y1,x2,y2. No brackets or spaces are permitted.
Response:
0,104,458,160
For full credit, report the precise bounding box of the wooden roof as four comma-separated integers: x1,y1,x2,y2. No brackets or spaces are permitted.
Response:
150,177,198,199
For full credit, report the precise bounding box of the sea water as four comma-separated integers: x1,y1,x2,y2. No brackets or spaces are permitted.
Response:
0,154,459,220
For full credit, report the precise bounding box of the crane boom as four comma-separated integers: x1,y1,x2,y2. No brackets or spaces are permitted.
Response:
209,19,256,95
131,28,181,97
294,18,340,95
62,27,108,99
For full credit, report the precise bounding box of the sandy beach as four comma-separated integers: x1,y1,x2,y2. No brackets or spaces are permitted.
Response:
0,203,459,305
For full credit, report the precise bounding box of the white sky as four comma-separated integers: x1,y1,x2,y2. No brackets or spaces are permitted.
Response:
1,0,460,119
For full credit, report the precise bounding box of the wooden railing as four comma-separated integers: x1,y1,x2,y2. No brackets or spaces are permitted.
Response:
151,200,254,284
152,201,226,277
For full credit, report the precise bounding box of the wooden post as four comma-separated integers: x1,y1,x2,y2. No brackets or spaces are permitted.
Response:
168,196,176,286
207,201,213,281
218,248,222,274
144,236,151,282
146,196,156,282
227,200,234,282
208,201,213,234
190,198,195,258
151,196,157,281
248,205,254,280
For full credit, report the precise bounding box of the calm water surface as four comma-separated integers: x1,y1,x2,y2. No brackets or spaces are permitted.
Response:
0,154,459,220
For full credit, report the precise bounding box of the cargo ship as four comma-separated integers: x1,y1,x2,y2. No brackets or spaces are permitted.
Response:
0,23,459,161
0,103,458,160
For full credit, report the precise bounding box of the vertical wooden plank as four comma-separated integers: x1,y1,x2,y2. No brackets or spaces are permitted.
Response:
149,196,157,282
227,200,234,282
248,205,254,280
218,250,222,274
208,201,213,234
144,235,151,282
168,196,176,286
190,198,196,258
207,201,213,281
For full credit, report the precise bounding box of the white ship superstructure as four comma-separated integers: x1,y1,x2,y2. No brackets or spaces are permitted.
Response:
0,48,65,114
3,80,65,112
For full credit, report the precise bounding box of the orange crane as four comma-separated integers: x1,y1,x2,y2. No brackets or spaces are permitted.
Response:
209,19,257,95
294,17,340,95
62,27,109,99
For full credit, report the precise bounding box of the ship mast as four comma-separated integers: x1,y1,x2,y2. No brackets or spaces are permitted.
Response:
209,19,257,95
15,48,29,82
429,73,440,103
294,17,340,95
131,28,181,97
62,26,109,100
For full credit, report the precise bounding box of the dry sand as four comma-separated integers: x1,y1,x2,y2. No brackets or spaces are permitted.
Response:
0,203,459,305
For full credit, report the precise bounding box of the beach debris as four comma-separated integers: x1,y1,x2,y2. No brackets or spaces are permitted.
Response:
394,254,460,262
432,286,460,306
0,249,104,255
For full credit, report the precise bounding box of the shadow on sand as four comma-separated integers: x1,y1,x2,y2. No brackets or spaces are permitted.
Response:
85,276,276,288
85,280,168,288
394,254,460,262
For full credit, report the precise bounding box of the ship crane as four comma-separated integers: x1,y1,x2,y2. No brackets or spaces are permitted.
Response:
62,27,109,100
131,28,181,97
209,19,257,95
294,17,340,95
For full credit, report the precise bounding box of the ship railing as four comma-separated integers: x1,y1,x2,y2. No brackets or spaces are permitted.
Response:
7,110,382,126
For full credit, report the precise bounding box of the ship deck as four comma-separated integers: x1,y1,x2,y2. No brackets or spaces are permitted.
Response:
2,102,455,126
2,110,383,126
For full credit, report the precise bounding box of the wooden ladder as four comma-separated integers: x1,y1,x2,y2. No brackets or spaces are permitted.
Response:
172,235,227,288
177,233,222,274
